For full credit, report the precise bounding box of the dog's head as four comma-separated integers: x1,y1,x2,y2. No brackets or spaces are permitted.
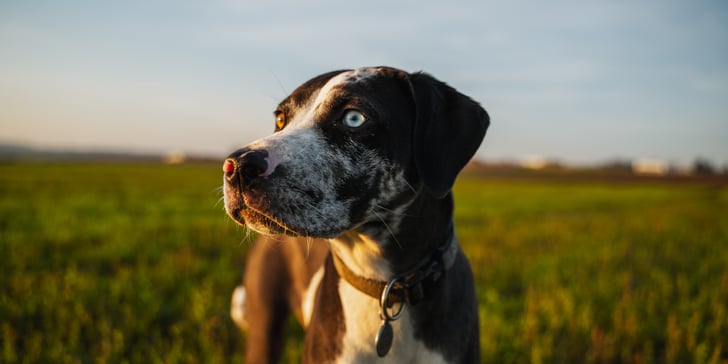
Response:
223,66,489,237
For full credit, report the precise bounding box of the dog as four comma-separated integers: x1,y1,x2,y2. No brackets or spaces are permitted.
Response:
223,66,489,363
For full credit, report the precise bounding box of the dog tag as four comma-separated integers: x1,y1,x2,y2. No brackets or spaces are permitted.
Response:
375,319,393,357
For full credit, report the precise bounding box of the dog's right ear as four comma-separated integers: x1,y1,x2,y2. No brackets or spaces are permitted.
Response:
407,72,490,198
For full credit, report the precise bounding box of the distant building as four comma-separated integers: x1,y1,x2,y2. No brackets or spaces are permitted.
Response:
164,151,187,164
520,155,549,170
632,158,668,176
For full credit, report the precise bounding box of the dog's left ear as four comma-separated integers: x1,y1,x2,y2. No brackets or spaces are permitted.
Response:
408,72,490,198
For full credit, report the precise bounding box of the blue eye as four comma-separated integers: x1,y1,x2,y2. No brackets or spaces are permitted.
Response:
342,110,366,128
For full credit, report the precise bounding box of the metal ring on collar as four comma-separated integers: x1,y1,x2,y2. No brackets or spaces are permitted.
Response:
380,277,405,321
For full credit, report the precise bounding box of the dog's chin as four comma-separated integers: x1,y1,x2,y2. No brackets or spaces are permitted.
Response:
224,190,350,238
229,207,296,236
229,207,349,239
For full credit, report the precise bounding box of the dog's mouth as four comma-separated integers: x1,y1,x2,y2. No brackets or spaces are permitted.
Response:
226,193,351,238
231,205,302,236
226,193,302,236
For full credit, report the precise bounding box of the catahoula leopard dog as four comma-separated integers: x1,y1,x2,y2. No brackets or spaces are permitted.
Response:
222,66,489,363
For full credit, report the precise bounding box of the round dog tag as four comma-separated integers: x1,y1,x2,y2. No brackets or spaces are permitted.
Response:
375,320,393,357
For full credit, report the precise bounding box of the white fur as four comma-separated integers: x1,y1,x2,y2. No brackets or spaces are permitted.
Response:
302,266,325,327
329,232,392,281
334,280,448,364
292,68,376,130
230,285,247,330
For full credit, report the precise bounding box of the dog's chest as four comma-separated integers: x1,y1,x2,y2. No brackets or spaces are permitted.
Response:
331,280,448,364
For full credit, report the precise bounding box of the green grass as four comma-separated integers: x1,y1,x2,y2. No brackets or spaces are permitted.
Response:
1,163,247,363
1,163,727,363
454,178,728,364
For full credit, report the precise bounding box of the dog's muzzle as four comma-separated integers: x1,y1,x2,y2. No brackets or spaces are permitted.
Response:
223,148,296,235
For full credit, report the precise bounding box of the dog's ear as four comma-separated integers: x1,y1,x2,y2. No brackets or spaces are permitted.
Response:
409,72,490,198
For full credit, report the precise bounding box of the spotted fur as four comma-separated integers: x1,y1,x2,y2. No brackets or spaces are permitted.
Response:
224,67,415,239
223,66,489,363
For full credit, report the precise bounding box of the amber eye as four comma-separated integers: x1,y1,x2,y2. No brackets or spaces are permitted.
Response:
275,112,286,130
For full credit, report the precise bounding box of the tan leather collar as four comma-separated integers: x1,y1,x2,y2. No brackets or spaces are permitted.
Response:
331,228,458,306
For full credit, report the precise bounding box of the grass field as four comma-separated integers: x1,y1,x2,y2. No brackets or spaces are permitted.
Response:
1,162,727,363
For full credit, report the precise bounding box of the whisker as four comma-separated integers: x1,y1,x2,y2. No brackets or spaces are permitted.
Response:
215,195,226,209
403,180,417,194
238,227,255,247
269,69,288,96
374,204,417,219
371,210,402,250
212,185,226,209
373,204,396,213
306,237,313,258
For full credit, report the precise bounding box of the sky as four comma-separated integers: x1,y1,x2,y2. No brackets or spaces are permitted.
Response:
1,0,727,166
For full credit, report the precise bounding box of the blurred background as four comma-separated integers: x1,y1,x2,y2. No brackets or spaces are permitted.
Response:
2,1,727,363
1,0,726,169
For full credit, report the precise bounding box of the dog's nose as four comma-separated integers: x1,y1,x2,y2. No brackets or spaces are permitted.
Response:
224,150,269,183
222,159,235,174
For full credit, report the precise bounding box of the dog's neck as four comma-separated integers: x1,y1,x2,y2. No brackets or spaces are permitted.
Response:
329,190,455,282
327,191,458,358
331,226,457,305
